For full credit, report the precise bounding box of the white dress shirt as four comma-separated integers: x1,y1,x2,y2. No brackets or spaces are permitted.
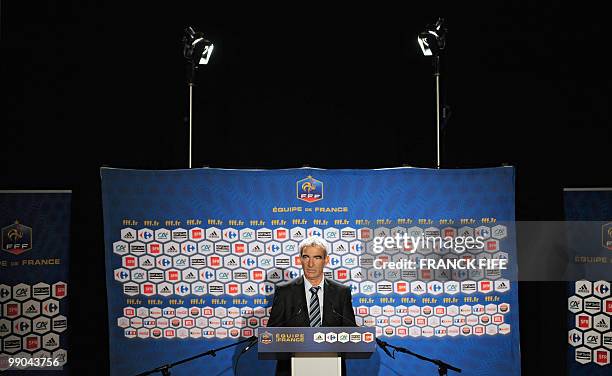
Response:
304,277,324,323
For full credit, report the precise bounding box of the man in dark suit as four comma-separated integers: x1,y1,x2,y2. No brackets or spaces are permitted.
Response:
267,236,356,375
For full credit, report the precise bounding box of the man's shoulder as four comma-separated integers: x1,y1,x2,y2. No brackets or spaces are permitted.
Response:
276,276,303,292
325,278,350,292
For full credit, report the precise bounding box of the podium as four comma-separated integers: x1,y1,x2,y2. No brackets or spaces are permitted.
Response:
258,327,376,376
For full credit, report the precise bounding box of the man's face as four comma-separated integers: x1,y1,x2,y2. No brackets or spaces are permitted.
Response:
300,246,329,283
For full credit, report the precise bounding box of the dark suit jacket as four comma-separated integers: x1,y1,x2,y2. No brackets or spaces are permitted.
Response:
267,276,356,376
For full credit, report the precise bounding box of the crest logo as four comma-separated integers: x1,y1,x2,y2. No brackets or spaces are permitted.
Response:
2,221,32,255
603,222,612,250
260,331,273,345
297,176,323,203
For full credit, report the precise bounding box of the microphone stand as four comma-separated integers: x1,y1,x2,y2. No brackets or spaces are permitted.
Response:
378,339,462,376
134,336,256,376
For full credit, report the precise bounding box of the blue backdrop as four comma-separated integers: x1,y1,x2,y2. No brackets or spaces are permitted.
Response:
0,191,71,374
564,189,612,374
101,167,520,375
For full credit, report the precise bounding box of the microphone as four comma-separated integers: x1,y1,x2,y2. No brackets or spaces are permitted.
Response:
239,336,258,355
234,336,259,376
330,306,357,327
330,306,395,360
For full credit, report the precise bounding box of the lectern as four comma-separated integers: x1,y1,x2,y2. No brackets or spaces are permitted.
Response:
258,327,376,376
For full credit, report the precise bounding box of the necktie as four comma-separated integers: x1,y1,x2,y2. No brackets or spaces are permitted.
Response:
309,286,321,327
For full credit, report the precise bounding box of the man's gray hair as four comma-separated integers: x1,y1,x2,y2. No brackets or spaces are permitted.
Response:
299,236,329,257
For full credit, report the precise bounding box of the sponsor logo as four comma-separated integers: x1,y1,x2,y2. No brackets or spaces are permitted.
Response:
357,307,369,316
164,329,176,338
2,221,32,255
297,176,323,203
0,286,11,300
53,282,67,298
478,281,492,293
575,348,591,362
0,322,10,335
594,281,610,296
148,243,162,255
395,282,408,293
4,337,20,351
25,336,40,350
603,223,612,250
190,228,204,240
44,336,58,348
569,330,582,346
577,315,591,329
577,282,591,295
14,286,30,299
6,303,20,317
498,303,510,313
338,332,349,343
595,349,609,365
595,317,610,331
24,302,39,315
261,331,273,345
151,328,163,338
584,299,601,313
172,229,188,241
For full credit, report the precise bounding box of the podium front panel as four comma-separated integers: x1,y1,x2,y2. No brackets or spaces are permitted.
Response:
258,327,375,358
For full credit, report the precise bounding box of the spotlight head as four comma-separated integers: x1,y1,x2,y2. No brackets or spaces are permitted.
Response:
182,26,214,65
417,18,447,56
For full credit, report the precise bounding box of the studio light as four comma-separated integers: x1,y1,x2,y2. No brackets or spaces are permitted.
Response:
182,26,214,65
417,18,446,56
417,18,449,169
182,26,215,169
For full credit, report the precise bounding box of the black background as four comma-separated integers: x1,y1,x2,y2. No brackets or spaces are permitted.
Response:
1,2,610,374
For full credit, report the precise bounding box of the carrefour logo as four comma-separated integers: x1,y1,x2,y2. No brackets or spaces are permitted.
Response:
297,176,323,203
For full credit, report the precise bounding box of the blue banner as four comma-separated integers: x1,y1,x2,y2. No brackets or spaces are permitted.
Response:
101,167,520,375
0,191,71,373
564,188,612,373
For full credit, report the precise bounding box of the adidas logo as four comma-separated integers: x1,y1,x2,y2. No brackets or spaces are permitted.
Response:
596,319,609,328
578,284,590,293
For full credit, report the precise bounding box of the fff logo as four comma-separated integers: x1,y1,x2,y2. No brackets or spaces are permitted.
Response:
296,176,323,203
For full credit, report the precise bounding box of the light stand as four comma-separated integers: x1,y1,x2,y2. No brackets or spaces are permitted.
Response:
418,18,448,168
182,26,214,168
